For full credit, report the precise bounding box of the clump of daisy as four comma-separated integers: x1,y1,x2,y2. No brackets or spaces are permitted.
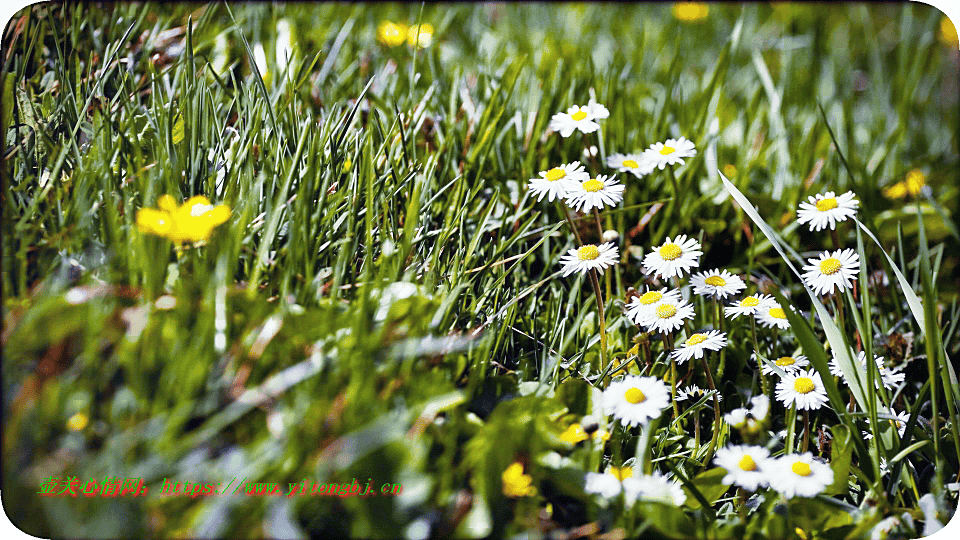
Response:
690,269,746,299
677,384,722,403
768,453,834,498
863,408,910,440
759,354,809,376
756,300,792,330
527,161,588,202
671,330,727,364
624,288,682,325
549,98,610,137
640,137,697,170
796,191,859,231
642,234,703,280
802,248,860,296
635,297,696,334
559,242,619,277
829,351,905,390
563,175,625,212
724,293,774,319
602,376,671,427
622,472,687,506
606,152,654,179
714,445,773,491
776,369,829,411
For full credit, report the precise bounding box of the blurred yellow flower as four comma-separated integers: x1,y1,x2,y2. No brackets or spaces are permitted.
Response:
883,169,925,199
137,195,231,244
560,423,589,444
407,23,434,48
502,462,536,498
609,466,633,481
940,16,959,48
66,412,89,431
673,2,709,22
723,164,737,178
378,21,408,47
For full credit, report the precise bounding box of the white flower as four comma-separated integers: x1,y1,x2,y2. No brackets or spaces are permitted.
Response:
622,472,687,506
584,472,624,498
802,249,860,296
606,152,654,179
549,99,609,137
527,161,588,202
714,445,773,491
863,409,910,440
724,294,774,319
677,384,722,403
725,395,771,434
671,330,727,364
756,301,792,330
775,369,829,410
602,376,671,428
829,351,905,390
690,269,746,299
759,354,810,376
625,288,682,325
636,298,695,334
768,453,834,498
641,234,703,280
796,191,859,232
559,242,619,277
563,175,625,212
640,137,697,170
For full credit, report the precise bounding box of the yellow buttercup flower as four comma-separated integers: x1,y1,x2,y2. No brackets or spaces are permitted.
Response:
883,169,925,199
673,2,709,22
66,412,89,431
502,462,536,498
137,195,231,244
406,23,434,48
560,424,589,444
378,21,408,47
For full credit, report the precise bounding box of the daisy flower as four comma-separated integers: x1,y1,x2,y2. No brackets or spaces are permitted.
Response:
622,472,687,506
714,445,773,491
768,453,834,498
559,242,619,277
830,351,904,390
640,136,697,170
796,191,859,231
724,394,770,433
690,269,747,299
641,234,703,279
624,288,682,325
671,330,727,364
563,175,625,212
756,301,792,330
863,409,910,440
776,369,829,410
549,98,609,137
527,161,588,202
801,249,860,296
606,152,654,179
724,293,774,319
636,298,696,334
759,354,809,376
602,376,671,428
584,471,626,498
677,384,722,403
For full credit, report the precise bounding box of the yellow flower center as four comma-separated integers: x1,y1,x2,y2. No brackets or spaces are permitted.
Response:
704,275,727,287
582,179,604,192
685,333,708,346
791,462,813,477
738,455,757,471
571,110,588,121
740,297,760,307
794,377,815,394
640,291,663,305
610,466,633,481
769,308,786,319
819,257,842,275
776,357,796,367
660,146,676,155
577,245,600,260
622,159,639,168
656,304,677,319
624,388,646,404
815,197,838,212
545,167,566,182
658,243,682,260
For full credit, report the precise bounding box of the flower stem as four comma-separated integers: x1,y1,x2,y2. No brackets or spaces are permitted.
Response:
589,268,608,372
802,409,811,453
666,333,679,419
700,354,722,470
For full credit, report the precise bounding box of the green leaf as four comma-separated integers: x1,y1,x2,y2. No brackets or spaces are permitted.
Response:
681,467,730,510
824,424,853,496
172,111,184,144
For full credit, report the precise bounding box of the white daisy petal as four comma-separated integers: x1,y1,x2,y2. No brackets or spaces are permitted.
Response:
559,242,619,277
641,234,703,280
756,299,793,330
759,354,810,376
601,376,671,428
563,174,625,212
622,472,686,506
768,453,834,498
775,369,829,411
796,191,859,231
606,152,654,179
527,161,589,202
670,330,727,364
724,293,774,319
690,269,747,299
624,287,682,325
714,445,773,491
635,297,696,334
801,248,860,295
640,137,697,170
548,102,609,138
